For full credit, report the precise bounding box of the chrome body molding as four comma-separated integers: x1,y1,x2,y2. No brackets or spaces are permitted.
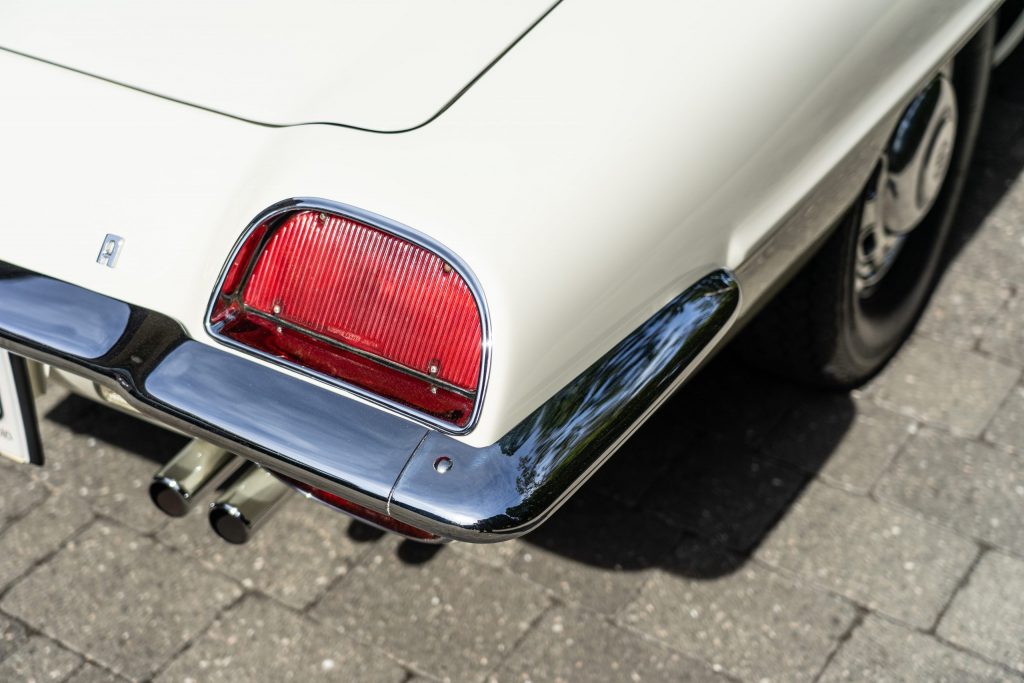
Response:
0,261,737,542
205,197,493,437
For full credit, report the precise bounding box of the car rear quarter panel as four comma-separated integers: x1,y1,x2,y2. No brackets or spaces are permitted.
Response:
0,0,1001,447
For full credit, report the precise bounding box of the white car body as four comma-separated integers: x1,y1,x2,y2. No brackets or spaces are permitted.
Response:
0,0,1012,541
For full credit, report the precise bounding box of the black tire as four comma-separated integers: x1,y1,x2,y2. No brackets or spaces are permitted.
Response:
738,21,995,388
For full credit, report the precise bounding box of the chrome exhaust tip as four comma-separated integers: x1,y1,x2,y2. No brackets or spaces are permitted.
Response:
149,440,239,517
209,465,290,544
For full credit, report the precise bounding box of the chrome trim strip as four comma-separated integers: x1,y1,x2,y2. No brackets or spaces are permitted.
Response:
204,197,492,436
0,262,736,543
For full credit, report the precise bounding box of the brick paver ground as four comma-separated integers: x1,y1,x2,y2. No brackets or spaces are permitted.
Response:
0,57,1021,683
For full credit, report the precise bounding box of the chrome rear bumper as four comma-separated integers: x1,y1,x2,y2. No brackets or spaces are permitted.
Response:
0,262,738,542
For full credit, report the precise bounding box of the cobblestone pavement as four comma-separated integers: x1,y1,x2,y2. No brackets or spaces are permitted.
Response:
0,66,1022,683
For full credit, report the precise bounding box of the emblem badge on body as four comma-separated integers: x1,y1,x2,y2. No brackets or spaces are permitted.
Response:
96,234,125,268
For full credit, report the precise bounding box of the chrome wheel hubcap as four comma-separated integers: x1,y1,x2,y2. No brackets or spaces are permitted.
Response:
856,66,958,296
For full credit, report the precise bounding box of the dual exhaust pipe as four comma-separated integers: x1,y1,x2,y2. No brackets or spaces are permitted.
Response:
149,440,290,544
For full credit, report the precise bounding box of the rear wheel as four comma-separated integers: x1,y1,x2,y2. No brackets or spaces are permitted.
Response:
739,22,995,387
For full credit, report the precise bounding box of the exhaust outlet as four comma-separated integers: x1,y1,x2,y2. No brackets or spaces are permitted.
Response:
209,465,290,544
149,440,239,517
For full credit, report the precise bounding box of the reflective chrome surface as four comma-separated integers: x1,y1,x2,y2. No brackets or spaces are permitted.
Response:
856,69,958,295
209,465,291,544
95,234,125,269
0,271,130,360
146,342,429,504
388,271,739,541
0,261,736,543
204,197,493,436
149,440,239,517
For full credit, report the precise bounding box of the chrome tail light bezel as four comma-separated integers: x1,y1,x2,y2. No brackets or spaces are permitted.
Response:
204,197,492,435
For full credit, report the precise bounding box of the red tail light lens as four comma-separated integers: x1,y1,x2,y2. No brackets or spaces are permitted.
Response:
276,474,439,541
210,208,485,429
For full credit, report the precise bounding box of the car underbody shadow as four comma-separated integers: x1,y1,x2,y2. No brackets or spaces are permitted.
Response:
44,393,189,466
942,56,1024,265
516,351,853,579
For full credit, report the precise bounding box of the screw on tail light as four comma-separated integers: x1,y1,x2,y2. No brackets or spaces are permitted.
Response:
208,200,488,432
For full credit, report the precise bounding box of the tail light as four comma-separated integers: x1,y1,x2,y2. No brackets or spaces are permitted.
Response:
275,473,439,541
208,204,486,431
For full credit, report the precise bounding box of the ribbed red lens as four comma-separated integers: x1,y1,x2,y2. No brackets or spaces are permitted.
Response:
212,210,483,427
